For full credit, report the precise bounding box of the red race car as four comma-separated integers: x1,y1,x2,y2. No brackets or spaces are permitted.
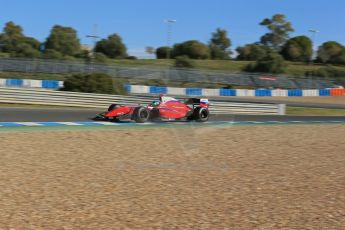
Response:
94,95,210,123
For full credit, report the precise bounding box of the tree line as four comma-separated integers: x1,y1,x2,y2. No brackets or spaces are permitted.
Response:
0,22,128,61
1,14,345,73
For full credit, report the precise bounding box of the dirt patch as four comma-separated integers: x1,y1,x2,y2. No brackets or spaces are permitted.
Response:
1,125,345,229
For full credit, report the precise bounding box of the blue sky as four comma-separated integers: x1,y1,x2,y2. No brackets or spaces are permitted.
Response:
1,0,344,57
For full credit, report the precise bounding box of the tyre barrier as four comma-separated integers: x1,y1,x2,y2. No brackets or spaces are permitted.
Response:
0,78,344,97
127,85,345,97
0,78,63,89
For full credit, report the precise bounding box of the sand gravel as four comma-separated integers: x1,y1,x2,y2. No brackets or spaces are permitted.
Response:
1,125,345,229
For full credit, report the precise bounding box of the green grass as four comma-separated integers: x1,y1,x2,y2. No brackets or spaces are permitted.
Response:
1,58,345,85
104,59,345,76
287,106,345,116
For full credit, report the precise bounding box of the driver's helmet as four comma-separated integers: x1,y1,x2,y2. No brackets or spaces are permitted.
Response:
151,101,160,107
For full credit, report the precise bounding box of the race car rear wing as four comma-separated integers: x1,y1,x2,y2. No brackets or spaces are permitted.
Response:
184,98,209,107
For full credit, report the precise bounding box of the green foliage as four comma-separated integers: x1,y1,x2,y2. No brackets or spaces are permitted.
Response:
95,33,127,59
260,14,294,50
44,25,81,56
316,41,345,64
13,43,41,58
245,52,286,73
61,73,121,94
310,66,345,86
280,36,312,62
126,56,137,60
236,44,270,60
174,55,195,68
172,40,210,59
43,49,63,59
155,46,172,59
209,28,231,59
0,21,41,57
94,52,108,63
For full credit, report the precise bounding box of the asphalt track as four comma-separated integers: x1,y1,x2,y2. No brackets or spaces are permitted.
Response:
208,97,345,109
132,94,345,110
0,107,345,122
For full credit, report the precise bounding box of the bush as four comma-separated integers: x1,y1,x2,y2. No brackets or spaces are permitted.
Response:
94,52,108,63
310,66,345,86
245,52,286,73
174,55,195,68
236,44,270,61
155,46,172,59
172,40,210,59
43,49,63,59
61,73,126,94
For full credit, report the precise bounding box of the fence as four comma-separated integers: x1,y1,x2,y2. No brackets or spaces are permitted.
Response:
0,58,337,89
0,87,285,115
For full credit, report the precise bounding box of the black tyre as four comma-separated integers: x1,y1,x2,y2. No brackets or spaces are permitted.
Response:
133,107,150,123
193,107,209,122
108,104,117,111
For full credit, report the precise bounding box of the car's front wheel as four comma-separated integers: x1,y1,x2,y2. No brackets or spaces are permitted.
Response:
133,107,150,123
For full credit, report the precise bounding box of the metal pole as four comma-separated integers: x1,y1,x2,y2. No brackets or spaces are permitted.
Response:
165,19,176,59
308,29,319,89
86,24,100,73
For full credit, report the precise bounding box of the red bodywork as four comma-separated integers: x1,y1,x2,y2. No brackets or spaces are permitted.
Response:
102,98,209,120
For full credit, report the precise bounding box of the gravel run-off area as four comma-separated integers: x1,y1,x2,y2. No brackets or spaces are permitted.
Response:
0,124,345,229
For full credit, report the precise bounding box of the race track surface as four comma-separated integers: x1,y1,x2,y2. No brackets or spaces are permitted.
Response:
0,107,345,122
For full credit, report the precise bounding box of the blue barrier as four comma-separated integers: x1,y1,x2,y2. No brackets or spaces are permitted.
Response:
149,86,167,94
42,80,59,89
6,79,23,87
255,89,272,97
319,89,330,96
186,88,202,96
288,89,303,96
124,85,131,93
219,89,236,96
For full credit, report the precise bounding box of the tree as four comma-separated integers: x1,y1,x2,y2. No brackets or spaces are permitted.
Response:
0,21,41,57
44,25,81,56
260,14,294,50
95,33,127,59
245,52,286,73
280,36,312,62
209,28,231,59
316,41,345,64
155,46,171,59
172,40,210,59
236,44,270,60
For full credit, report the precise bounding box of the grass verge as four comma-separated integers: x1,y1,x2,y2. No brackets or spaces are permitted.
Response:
287,106,345,116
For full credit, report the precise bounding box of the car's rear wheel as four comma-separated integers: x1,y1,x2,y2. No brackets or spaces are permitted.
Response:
193,107,209,122
133,106,150,123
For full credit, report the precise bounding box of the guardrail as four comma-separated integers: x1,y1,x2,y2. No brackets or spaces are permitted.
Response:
0,87,285,115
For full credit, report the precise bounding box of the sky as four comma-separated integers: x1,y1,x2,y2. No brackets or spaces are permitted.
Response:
1,0,344,57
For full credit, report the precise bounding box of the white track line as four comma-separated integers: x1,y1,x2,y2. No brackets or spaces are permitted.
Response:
57,122,84,126
94,122,120,125
16,122,43,126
